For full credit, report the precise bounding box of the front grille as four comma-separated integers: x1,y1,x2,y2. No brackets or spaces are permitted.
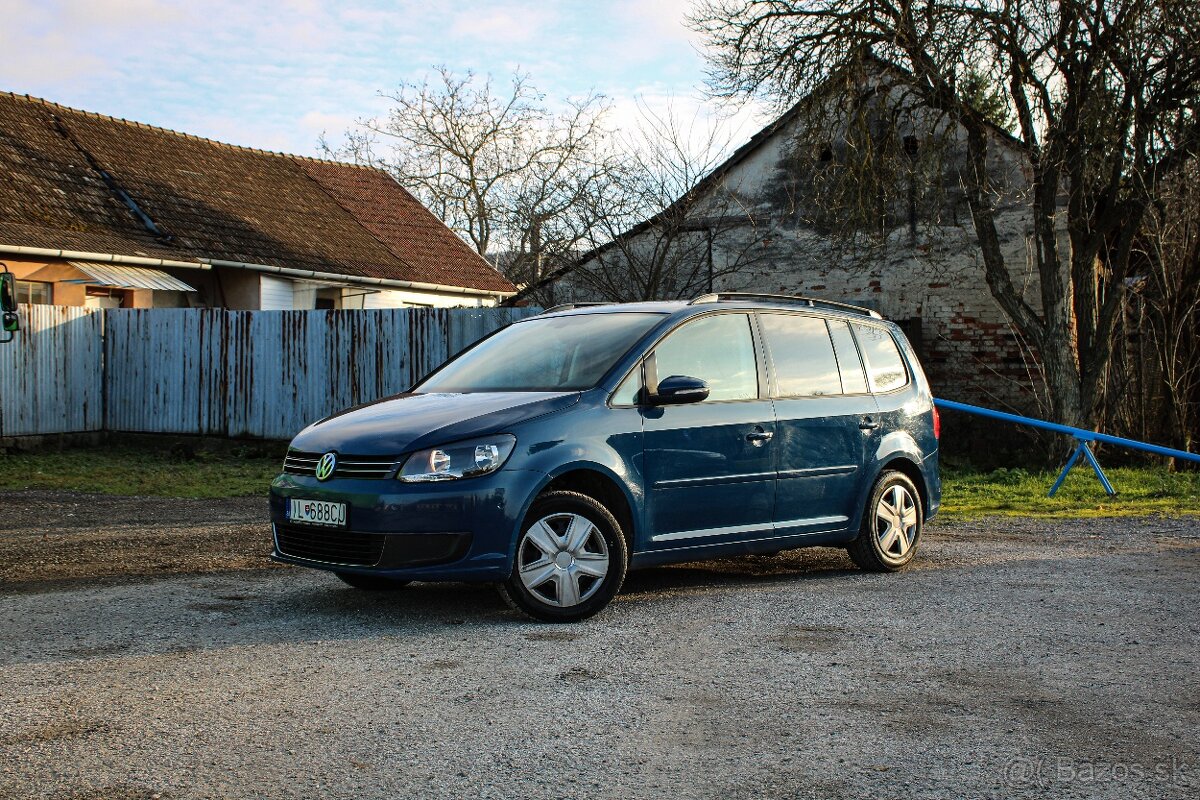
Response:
275,524,386,566
283,450,397,479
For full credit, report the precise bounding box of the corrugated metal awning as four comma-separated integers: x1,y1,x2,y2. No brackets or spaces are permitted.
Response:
65,262,197,292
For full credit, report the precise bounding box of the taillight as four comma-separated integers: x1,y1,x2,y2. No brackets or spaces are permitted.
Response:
932,404,941,440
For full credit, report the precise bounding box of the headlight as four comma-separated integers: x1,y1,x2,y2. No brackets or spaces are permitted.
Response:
397,434,517,482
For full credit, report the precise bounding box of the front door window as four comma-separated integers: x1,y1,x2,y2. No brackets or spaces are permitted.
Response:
652,313,758,401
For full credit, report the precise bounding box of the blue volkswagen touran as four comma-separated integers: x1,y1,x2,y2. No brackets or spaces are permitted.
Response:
270,294,940,622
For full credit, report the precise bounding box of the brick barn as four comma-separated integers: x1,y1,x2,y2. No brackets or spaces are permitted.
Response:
540,65,1053,431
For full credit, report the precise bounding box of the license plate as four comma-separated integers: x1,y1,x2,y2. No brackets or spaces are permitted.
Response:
287,499,347,528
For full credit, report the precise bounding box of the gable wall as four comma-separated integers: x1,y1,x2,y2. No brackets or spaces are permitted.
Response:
572,111,1050,432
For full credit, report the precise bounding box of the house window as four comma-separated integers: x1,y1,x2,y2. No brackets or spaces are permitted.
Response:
16,280,52,305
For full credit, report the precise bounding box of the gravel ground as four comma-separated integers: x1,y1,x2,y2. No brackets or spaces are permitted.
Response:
0,490,1197,800
0,491,271,589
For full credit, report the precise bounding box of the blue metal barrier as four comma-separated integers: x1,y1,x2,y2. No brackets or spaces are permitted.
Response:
934,398,1200,497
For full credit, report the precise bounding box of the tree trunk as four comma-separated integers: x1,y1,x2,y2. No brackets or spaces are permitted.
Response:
959,121,1088,429
1041,334,1085,430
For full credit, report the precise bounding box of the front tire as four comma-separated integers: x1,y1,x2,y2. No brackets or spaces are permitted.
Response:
335,572,412,590
500,491,628,623
847,470,923,572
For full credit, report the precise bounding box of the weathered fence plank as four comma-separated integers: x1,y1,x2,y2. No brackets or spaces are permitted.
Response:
0,305,103,437
98,307,539,439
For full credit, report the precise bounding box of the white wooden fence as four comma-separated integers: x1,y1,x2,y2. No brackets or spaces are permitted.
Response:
0,305,539,440
0,305,104,437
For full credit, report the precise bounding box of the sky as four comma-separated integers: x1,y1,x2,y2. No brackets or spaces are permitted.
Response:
1,0,769,158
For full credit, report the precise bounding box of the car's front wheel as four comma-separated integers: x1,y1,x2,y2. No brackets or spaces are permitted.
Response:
847,470,923,572
335,572,412,590
500,491,628,623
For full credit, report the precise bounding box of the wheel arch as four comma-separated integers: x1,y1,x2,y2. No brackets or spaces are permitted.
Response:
522,463,640,550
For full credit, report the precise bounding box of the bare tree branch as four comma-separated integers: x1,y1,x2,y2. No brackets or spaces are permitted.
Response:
691,0,1200,427
324,67,616,285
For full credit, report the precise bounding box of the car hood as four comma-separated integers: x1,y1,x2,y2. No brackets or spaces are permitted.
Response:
289,391,580,455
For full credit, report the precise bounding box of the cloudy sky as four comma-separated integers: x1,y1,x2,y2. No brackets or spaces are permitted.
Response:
1,0,767,156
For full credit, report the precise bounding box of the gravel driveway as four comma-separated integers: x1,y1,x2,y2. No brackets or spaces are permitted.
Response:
1,490,1197,800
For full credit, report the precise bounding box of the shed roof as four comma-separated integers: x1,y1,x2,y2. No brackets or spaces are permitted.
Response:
63,262,198,292
0,92,515,295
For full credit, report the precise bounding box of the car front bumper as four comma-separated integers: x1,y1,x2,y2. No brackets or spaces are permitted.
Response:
268,468,547,582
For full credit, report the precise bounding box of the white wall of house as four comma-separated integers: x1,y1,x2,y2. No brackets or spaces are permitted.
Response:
293,283,317,310
347,288,494,309
257,274,497,309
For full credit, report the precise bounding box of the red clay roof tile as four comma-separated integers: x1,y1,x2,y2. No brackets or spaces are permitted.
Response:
0,92,515,294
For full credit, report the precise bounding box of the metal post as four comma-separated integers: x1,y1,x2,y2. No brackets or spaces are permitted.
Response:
1079,441,1117,496
1048,441,1085,497
706,228,714,293
1048,438,1116,498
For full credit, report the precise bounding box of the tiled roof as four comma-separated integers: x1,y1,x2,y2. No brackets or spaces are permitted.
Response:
0,92,514,294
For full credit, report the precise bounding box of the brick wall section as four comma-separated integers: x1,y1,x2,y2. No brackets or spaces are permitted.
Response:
719,207,1046,415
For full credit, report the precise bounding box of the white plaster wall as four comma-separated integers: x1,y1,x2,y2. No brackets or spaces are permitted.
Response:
342,287,494,309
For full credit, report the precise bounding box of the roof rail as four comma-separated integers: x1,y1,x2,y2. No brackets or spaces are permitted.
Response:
539,302,609,315
689,292,883,319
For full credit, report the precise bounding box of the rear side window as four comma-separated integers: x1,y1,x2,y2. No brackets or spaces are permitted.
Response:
828,320,868,394
653,313,758,401
852,323,909,393
759,314,841,397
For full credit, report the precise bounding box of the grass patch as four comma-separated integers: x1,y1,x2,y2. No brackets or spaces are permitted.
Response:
1,443,1197,516
941,465,1200,520
0,443,284,498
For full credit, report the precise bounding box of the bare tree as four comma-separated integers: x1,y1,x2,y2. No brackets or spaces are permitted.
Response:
691,0,1200,428
1134,163,1200,462
326,67,614,285
551,102,771,303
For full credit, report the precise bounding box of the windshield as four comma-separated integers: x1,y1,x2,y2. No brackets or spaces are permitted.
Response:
415,312,664,393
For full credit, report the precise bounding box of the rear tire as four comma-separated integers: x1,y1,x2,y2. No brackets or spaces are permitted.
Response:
847,470,922,572
335,572,412,590
500,490,628,623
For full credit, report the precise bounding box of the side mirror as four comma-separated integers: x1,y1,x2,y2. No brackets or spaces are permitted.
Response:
0,272,18,337
0,272,15,313
649,374,709,405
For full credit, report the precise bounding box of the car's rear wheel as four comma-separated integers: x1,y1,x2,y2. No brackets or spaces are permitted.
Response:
335,572,412,590
500,490,628,623
847,470,922,572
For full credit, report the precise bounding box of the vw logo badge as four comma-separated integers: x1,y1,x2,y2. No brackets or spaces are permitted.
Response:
315,452,337,481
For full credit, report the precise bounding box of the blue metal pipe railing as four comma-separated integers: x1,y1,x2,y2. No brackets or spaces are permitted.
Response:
934,398,1200,497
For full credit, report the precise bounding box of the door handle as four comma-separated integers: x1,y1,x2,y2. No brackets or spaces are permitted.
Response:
745,430,774,443
859,419,880,431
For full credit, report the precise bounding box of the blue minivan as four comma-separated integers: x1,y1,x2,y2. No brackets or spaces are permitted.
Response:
270,294,940,622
